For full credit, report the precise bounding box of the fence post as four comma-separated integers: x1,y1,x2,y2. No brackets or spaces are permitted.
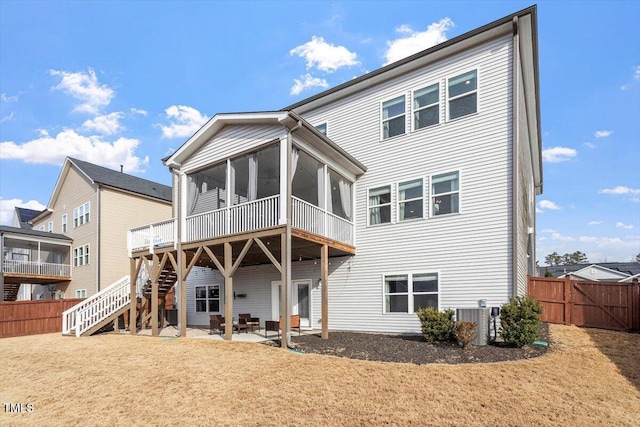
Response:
631,280,640,331
563,276,572,326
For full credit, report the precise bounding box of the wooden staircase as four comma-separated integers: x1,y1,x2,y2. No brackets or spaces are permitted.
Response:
138,267,177,330
2,283,20,301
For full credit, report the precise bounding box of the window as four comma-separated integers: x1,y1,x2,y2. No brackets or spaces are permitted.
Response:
432,171,459,216
398,178,423,221
413,83,439,129
384,273,439,313
61,214,67,233
47,221,53,232
448,70,477,120
73,244,90,267
195,285,220,312
75,289,87,298
38,225,45,231
381,95,405,139
73,202,90,227
368,185,391,225
315,122,327,135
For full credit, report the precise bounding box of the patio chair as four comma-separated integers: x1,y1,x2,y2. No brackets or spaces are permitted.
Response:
209,315,225,335
239,313,260,332
264,315,301,339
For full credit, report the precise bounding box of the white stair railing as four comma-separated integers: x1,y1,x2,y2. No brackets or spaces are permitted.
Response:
62,276,131,337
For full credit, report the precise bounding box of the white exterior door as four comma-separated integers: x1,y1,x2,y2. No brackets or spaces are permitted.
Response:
271,279,312,328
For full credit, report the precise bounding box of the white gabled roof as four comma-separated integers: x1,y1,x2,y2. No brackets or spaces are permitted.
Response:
559,264,631,281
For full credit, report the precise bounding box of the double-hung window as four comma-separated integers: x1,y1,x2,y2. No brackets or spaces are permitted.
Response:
47,221,53,232
413,83,439,130
381,95,406,139
384,273,439,313
448,70,477,120
398,178,423,221
73,202,90,227
61,214,67,233
432,171,459,216
368,185,392,225
73,244,90,267
75,289,87,298
195,285,220,312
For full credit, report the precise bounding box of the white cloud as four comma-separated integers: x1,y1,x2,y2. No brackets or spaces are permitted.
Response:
552,232,574,242
290,36,359,73
0,198,46,226
539,200,561,210
290,73,329,96
81,112,124,135
579,235,639,249
541,228,556,233
384,18,454,65
634,65,640,80
541,146,576,163
594,130,612,138
0,129,148,173
1,111,15,123
536,207,543,213
599,186,640,195
130,108,148,116
159,105,208,139
616,222,634,230
621,84,631,91
50,68,114,114
587,220,602,226
584,142,595,149
1,93,18,103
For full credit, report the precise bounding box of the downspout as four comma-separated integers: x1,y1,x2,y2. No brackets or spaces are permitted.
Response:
284,120,303,348
96,184,101,293
173,166,186,337
511,16,520,298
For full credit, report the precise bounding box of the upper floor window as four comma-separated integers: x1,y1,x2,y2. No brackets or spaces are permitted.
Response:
398,178,423,221
38,225,45,231
384,272,439,313
73,244,90,267
432,171,459,216
61,214,67,233
381,95,405,139
73,202,90,228
315,122,327,136
448,70,477,120
368,185,392,225
413,83,439,130
47,221,53,232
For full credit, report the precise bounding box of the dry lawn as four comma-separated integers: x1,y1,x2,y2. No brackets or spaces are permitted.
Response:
1,324,639,427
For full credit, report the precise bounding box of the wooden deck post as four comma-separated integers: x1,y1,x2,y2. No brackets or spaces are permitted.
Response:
129,258,137,335
224,242,233,340
280,231,289,349
179,249,187,337
321,244,329,340
151,254,159,337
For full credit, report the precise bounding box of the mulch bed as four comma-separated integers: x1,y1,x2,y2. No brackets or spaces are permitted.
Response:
266,323,549,365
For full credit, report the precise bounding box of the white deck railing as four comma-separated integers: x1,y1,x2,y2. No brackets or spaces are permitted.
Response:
128,194,354,252
62,275,130,337
2,259,71,277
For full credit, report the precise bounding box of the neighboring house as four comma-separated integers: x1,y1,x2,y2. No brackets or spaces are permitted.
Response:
122,5,542,340
540,263,640,282
29,157,172,299
12,207,41,229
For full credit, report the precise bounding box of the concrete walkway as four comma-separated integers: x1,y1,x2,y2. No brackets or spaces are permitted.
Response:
134,325,294,343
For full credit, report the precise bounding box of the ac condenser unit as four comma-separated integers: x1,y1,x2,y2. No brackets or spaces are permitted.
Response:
456,308,490,346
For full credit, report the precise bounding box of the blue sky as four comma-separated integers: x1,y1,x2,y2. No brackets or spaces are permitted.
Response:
1,1,639,263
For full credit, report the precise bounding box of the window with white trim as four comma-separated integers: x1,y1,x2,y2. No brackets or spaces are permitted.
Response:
47,221,53,232
398,178,423,221
73,244,90,267
73,202,90,227
61,214,67,233
195,285,220,312
432,171,459,216
384,272,439,313
315,122,327,136
381,95,405,139
448,70,477,120
368,185,392,225
413,83,439,130
38,225,45,231
75,289,87,298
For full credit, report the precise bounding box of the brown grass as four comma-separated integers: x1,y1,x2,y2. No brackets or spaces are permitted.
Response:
1,325,639,426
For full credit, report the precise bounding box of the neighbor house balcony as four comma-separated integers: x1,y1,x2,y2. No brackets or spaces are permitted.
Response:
2,259,71,278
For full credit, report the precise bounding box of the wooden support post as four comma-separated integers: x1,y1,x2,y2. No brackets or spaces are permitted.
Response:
151,254,159,337
321,244,329,340
224,242,233,340
280,232,289,349
129,258,137,334
179,249,187,337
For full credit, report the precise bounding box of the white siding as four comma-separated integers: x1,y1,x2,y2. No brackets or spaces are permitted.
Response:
182,124,284,173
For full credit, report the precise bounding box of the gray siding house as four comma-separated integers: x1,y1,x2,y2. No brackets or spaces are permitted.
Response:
124,6,541,339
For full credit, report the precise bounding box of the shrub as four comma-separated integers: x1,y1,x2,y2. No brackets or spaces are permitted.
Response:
499,296,542,347
455,321,477,349
416,307,455,342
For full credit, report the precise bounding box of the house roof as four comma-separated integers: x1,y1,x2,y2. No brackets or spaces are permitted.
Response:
0,225,73,241
540,262,640,278
15,207,42,229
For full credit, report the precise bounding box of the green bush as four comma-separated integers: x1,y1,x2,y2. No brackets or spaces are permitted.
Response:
416,307,455,342
499,296,542,347
455,321,477,349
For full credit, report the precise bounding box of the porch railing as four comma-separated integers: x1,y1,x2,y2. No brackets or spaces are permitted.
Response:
128,218,176,253
2,259,71,277
292,197,354,246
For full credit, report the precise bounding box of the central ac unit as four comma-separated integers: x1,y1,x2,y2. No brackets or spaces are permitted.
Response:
456,308,490,346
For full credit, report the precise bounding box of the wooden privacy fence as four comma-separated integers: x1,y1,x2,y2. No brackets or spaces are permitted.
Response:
528,277,640,331
0,299,84,338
